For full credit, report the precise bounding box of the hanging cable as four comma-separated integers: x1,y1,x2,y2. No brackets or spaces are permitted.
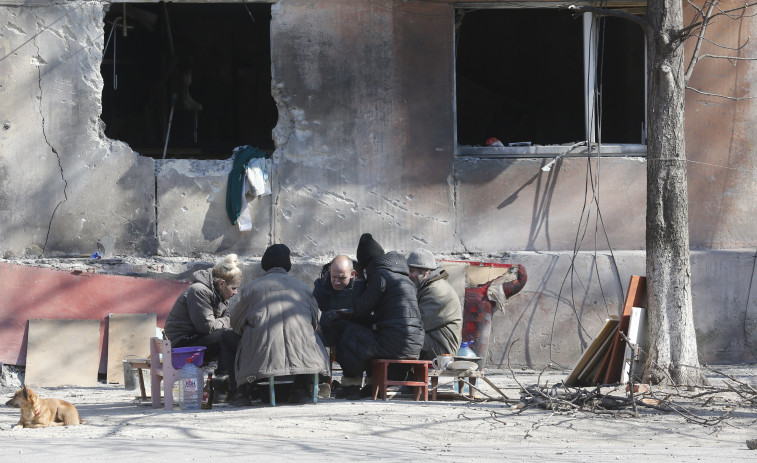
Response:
242,0,256,23
163,93,177,160
102,17,122,90
547,5,625,369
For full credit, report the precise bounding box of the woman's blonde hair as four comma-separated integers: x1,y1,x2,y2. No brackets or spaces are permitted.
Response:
212,253,243,283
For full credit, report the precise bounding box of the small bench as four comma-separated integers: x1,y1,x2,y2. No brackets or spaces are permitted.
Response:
428,369,511,401
428,368,483,401
371,359,432,401
256,374,319,406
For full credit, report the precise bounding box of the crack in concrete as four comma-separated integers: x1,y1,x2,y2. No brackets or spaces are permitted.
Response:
450,162,468,253
35,40,68,257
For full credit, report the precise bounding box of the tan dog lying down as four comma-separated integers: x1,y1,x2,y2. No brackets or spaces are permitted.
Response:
5,386,84,428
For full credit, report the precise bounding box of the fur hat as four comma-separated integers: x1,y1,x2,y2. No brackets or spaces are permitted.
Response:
356,233,385,267
407,248,437,270
261,244,291,272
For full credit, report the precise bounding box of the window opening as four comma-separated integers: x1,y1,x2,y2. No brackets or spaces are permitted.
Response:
455,8,645,154
594,17,646,144
101,2,277,160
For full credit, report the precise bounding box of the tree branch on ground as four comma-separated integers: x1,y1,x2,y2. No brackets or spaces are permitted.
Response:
477,364,755,431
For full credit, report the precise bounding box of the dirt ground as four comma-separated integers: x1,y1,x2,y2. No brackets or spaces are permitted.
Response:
1,365,756,462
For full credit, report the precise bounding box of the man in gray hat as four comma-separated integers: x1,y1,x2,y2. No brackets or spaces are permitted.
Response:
407,248,463,360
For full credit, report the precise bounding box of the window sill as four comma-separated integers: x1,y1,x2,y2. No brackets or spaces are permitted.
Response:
455,143,647,158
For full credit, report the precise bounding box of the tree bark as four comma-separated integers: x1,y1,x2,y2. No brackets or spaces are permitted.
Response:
643,0,706,385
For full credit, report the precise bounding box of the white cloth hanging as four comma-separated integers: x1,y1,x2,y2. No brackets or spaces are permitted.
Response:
237,158,271,231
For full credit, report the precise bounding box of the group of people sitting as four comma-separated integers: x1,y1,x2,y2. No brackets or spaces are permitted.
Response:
163,233,463,405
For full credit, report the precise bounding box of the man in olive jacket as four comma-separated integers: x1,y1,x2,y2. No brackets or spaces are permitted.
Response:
231,244,329,404
407,248,463,360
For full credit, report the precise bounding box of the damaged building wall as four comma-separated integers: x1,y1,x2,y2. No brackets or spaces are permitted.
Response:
269,1,457,254
0,0,755,368
0,1,157,258
156,159,272,256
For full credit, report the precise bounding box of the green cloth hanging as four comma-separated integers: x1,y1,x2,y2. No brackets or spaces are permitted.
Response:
226,146,269,225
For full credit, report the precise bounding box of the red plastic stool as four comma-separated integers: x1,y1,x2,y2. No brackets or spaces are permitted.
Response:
371,359,432,401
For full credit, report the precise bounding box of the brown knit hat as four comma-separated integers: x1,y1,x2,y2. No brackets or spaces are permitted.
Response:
356,233,385,267
261,244,292,272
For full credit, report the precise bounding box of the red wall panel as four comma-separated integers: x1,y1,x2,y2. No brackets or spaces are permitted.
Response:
0,262,189,372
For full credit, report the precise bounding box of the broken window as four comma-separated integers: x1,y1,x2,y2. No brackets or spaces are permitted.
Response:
101,2,277,160
455,8,646,155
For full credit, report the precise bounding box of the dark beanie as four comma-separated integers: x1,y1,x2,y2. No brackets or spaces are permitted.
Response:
356,233,384,267
261,244,292,272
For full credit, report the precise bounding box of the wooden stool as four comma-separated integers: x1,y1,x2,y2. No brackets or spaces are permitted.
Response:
371,359,432,401
123,357,150,401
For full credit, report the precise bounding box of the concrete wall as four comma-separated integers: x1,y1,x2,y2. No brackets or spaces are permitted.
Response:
0,0,755,367
0,2,157,258
269,0,457,256
685,2,757,250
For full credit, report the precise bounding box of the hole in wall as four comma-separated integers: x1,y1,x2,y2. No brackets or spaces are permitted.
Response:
100,2,277,159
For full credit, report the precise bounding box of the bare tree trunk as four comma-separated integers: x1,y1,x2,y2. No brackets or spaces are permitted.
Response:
643,0,706,385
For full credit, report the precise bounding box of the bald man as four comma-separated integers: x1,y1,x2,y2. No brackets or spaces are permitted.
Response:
313,255,356,346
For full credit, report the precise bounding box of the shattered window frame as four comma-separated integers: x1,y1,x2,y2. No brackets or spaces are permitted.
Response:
100,0,277,160
453,5,648,159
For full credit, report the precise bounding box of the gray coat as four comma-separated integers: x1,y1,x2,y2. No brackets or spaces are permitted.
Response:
164,269,230,344
417,268,463,359
230,267,329,388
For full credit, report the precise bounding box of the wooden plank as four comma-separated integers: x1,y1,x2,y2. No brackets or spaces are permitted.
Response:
601,275,647,384
25,319,101,387
578,323,619,384
0,262,189,371
565,318,619,387
106,313,157,384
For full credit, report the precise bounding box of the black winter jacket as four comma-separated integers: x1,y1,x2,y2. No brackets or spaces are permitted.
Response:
350,251,424,358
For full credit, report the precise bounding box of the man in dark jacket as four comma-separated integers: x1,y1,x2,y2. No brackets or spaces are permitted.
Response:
312,255,355,347
328,233,424,399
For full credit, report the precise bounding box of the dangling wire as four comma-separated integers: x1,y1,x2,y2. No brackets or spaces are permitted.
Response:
102,17,122,90
242,0,256,23
548,6,624,369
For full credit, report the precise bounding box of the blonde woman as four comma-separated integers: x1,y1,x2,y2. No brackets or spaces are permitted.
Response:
165,254,243,403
